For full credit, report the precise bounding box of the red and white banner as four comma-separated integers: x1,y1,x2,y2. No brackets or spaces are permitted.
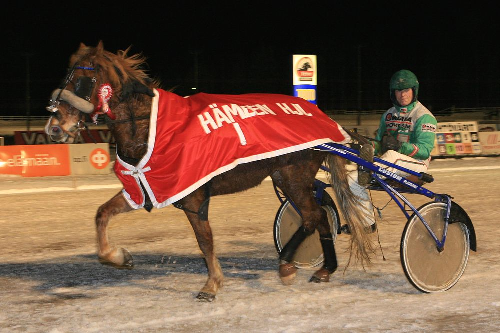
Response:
114,89,350,209
14,129,114,145
0,144,70,176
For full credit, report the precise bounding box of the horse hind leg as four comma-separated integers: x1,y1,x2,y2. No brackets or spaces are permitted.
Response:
309,232,337,283
278,225,312,284
273,166,338,284
279,205,338,284
95,191,134,268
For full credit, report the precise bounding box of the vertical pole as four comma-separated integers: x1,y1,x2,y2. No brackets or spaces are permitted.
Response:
192,50,199,93
357,45,362,126
24,53,31,131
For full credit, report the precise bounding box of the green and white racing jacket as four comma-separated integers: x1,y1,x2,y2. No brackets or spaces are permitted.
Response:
373,101,437,160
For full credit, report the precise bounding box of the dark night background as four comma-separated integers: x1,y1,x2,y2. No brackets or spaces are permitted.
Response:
1,1,499,117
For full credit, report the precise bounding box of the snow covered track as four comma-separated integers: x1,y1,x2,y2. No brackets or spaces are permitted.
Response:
0,156,499,332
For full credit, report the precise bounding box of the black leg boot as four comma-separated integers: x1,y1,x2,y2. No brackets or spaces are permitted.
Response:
278,226,311,284
279,226,310,263
309,232,337,283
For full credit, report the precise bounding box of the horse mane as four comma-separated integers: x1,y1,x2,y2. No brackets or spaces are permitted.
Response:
70,42,159,100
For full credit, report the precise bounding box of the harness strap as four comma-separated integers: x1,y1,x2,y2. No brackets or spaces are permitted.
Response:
173,181,212,220
99,114,150,126
345,127,372,145
84,125,98,143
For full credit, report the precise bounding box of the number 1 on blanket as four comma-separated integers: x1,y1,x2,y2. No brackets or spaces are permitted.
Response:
233,123,247,146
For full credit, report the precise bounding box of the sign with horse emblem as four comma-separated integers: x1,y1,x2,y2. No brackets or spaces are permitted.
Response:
292,55,317,104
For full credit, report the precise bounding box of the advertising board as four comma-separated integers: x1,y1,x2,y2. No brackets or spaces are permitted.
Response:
0,144,111,177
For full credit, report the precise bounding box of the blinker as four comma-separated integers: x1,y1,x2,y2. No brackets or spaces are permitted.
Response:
46,63,97,112
74,76,96,101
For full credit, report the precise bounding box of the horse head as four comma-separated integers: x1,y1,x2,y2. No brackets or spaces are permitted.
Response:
45,41,155,143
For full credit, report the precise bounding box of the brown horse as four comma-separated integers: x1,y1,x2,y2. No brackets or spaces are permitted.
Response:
44,42,372,301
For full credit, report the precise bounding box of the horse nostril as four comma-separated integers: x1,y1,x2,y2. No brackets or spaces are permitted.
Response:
50,126,61,134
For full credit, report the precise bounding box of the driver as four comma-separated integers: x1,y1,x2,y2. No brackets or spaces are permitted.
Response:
373,69,437,171
343,69,438,234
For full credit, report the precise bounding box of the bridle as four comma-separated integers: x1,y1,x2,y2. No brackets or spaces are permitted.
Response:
46,63,99,141
46,63,149,142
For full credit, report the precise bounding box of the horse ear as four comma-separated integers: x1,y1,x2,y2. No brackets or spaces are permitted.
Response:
96,41,104,53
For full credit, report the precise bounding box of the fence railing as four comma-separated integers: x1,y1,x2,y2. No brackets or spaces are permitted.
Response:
0,116,49,122
1,107,499,122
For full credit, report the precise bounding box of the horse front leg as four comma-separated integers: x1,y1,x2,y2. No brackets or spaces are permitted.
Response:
179,192,223,302
185,212,223,302
95,191,134,268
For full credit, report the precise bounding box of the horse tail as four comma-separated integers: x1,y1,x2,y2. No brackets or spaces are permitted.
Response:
325,154,374,265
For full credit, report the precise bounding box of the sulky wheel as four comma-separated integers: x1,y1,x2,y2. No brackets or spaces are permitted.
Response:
400,201,470,292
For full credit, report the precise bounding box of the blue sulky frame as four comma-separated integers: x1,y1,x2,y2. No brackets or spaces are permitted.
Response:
273,142,477,252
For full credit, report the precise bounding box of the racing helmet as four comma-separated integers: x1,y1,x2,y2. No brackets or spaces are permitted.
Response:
389,69,419,108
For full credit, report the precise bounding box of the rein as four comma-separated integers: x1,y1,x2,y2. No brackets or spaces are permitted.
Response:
90,114,150,126
80,114,150,143
344,127,372,145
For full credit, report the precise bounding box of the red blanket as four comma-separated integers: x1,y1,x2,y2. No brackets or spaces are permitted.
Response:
114,89,350,209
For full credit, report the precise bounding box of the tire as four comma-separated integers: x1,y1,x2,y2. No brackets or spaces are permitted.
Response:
273,191,340,269
400,201,470,292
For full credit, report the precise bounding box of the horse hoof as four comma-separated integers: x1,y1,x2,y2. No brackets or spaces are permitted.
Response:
309,268,333,283
196,292,216,302
98,259,134,269
121,249,134,268
98,248,134,269
309,275,328,283
279,263,297,285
